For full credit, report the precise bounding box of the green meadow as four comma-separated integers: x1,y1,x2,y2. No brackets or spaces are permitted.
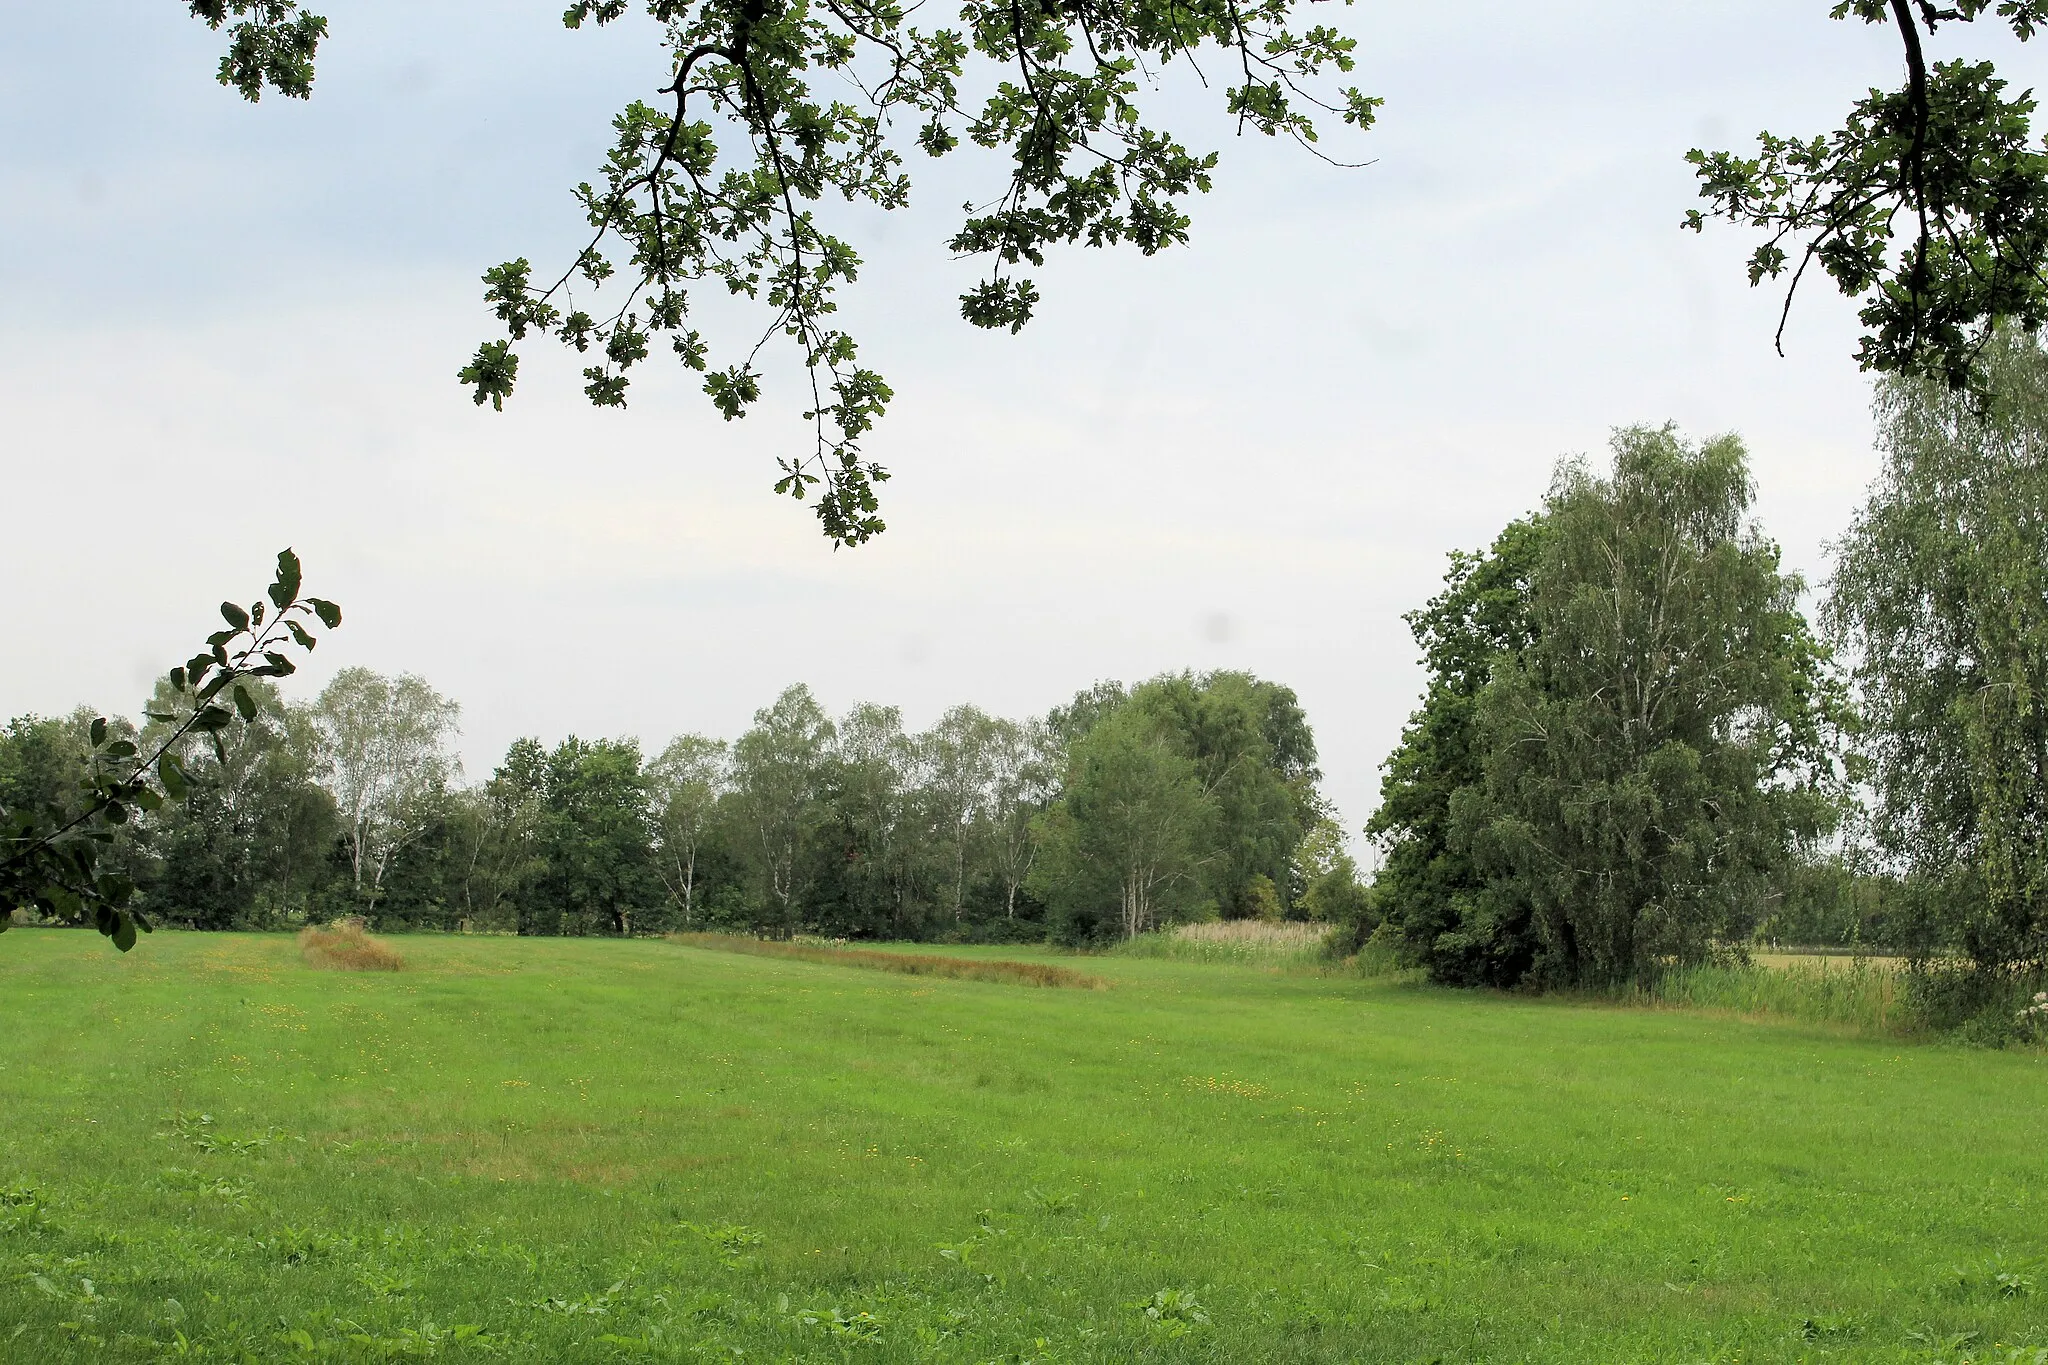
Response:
2,931,2045,1363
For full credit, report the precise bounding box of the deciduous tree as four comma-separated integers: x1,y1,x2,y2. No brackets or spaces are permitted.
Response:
1456,427,1844,986
1031,705,1214,941
1367,517,1547,985
0,550,338,950
730,684,835,927
1827,326,2048,980
311,668,462,909
648,733,729,926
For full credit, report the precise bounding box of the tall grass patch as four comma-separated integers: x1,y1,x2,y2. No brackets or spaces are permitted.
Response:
297,920,404,971
1627,955,1902,1033
670,933,1107,988
1114,920,1334,967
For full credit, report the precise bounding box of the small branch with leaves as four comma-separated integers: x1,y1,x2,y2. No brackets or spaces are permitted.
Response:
184,0,1375,548
0,549,341,952
1686,0,2048,395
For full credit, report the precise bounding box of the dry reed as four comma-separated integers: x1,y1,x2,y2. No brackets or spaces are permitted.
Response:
298,919,405,972
669,933,1107,989
1116,919,1336,967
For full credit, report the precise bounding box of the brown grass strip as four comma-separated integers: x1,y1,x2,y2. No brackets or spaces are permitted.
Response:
299,919,405,972
669,933,1106,990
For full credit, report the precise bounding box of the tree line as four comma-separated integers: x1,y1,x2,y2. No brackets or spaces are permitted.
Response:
1362,328,2048,1029
1,667,1364,947
14,335,2048,1032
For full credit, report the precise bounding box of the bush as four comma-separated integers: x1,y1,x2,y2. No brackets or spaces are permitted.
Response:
1897,961,2048,1045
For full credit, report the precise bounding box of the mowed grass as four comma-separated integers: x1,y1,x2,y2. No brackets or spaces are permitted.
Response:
2,934,2046,1362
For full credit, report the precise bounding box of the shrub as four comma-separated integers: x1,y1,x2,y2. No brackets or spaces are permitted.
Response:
298,919,405,971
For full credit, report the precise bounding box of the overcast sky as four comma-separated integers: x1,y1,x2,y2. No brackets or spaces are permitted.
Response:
4,3,2030,840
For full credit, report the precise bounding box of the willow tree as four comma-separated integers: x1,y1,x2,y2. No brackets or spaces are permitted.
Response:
1453,427,1844,987
1827,328,2048,980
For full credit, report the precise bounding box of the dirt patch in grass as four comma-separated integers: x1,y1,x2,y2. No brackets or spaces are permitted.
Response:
670,933,1107,989
299,920,405,972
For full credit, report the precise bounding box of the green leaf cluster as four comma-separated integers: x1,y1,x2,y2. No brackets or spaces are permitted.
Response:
201,0,1369,546
1688,2,2048,396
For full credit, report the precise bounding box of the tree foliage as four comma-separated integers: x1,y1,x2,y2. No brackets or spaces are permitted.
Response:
1367,517,1547,986
11,657,1331,947
185,4,2048,539
141,679,336,930
310,668,462,907
1374,430,1844,987
533,737,666,936
1688,2,2048,394
185,0,1372,544
1029,670,1320,942
1457,428,1844,986
1827,326,2048,977
1030,702,1214,942
647,733,729,925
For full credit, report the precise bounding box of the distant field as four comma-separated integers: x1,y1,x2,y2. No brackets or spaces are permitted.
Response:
2,930,2045,1362
1754,952,1907,972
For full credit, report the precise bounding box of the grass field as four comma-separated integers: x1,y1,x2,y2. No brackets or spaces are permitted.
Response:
2,931,2046,1362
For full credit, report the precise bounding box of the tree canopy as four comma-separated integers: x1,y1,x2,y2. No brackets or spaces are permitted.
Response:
5,660,1353,949
1688,2,2048,396
1372,429,1846,988
1828,325,2048,982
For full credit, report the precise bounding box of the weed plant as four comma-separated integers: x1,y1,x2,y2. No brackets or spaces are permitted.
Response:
3,930,2046,1362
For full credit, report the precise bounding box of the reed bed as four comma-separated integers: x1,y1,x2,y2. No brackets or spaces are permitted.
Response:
1625,956,1903,1033
670,933,1108,989
1114,919,1336,968
297,919,405,971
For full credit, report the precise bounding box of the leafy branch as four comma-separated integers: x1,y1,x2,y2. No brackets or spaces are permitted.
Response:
0,550,341,951
1686,1,2048,393
187,0,1374,547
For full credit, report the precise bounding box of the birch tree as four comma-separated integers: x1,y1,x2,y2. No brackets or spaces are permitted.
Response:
730,685,833,928
1828,327,2048,981
985,716,1054,919
648,734,728,926
833,702,928,932
1455,425,1844,986
311,667,462,908
919,705,998,923
1030,707,1214,941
